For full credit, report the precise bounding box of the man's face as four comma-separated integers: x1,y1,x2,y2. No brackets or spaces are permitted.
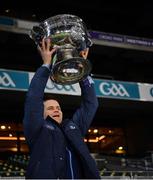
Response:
44,99,63,124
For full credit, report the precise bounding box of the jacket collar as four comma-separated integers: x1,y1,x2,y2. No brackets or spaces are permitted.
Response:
45,116,61,128
45,116,70,129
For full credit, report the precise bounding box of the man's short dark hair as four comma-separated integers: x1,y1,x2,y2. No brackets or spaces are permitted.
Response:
43,94,60,103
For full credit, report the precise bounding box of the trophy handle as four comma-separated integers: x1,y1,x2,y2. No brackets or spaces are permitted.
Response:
30,26,45,45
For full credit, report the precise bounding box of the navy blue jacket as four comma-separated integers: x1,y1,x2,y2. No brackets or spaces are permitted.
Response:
23,66,100,179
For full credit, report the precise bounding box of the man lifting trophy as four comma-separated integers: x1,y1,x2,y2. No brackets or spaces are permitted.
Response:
24,14,100,179
29,14,93,85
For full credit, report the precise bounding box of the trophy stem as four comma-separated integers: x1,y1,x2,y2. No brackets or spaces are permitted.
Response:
57,44,78,61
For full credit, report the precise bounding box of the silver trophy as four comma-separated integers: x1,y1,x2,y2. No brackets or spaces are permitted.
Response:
30,14,92,85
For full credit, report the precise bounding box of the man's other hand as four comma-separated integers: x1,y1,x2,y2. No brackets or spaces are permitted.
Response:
80,48,89,59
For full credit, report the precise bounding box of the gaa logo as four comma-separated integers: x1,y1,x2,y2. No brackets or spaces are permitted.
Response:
99,82,130,97
46,81,76,92
0,72,16,87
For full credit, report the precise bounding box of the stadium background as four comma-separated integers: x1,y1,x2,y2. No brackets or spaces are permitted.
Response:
1,1,153,178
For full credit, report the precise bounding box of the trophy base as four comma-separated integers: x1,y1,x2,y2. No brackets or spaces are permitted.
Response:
50,57,92,85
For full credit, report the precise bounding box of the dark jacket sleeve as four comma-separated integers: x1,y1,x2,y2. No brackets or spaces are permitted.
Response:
23,66,50,146
71,76,99,136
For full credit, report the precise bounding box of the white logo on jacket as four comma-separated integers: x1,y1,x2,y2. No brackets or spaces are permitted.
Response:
69,125,76,129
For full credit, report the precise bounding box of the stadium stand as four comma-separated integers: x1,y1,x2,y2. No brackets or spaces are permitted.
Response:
0,153,153,178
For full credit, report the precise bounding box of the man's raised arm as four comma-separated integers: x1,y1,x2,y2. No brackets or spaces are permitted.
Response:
23,38,56,145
